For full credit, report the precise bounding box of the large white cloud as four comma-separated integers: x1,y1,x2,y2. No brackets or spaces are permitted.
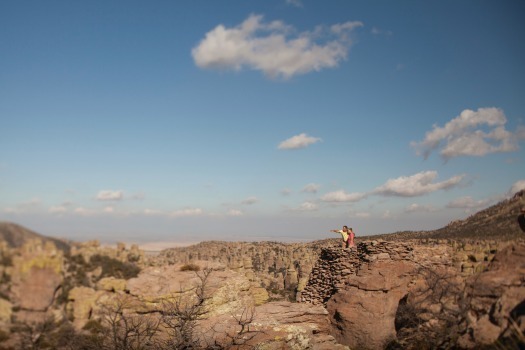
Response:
278,133,321,150
374,171,464,197
96,190,123,201
321,190,366,202
192,14,363,79
411,107,519,160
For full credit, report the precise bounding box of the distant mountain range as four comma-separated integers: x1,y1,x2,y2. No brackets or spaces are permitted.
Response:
360,196,523,241
0,221,70,252
0,195,523,250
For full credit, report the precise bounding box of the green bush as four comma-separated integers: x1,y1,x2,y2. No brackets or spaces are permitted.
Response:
180,263,200,272
89,254,141,280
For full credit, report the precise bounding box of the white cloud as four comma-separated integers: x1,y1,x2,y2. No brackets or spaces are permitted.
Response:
281,188,292,196
382,210,393,219
351,212,371,218
227,209,243,216
104,206,115,213
278,133,322,150
192,14,363,79
241,196,258,205
169,208,203,218
297,201,318,211
509,179,525,196
411,107,519,160
74,207,92,216
49,206,67,214
374,171,464,197
144,209,163,216
446,196,491,210
302,183,320,193
321,190,366,202
405,203,435,213
130,192,145,200
96,190,124,201
285,0,303,8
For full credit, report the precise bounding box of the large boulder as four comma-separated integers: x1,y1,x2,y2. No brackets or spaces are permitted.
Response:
326,258,416,349
10,240,63,316
457,243,525,348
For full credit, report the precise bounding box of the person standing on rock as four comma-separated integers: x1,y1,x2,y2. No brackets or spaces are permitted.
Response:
330,225,353,249
347,227,356,249
514,190,525,232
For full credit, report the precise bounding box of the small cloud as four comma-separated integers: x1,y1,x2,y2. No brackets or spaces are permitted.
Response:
509,179,525,196
170,208,203,218
144,209,163,216
241,196,258,205
227,209,243,216
382,210,393,219
374,171,464,197
281,188,292,196
297,201,318,211
130,192,145,200
96,190,124,201
302,183,320,193
49,206,67,214
411,107,519,160
278,133,322,150
285,0,303,7
351,211,371,218
370,27,392,36
192,14,363,79
104,206,115,213
321,190,366,202
74,207,92,216
405,203,435,213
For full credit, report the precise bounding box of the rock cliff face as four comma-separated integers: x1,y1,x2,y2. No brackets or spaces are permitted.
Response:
300,240,525,349
156,240,336,298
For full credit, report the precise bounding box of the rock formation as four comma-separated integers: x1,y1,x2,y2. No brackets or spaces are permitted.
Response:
299,240,525,349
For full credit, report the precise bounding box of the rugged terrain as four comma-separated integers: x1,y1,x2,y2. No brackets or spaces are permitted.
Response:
0,194,523,349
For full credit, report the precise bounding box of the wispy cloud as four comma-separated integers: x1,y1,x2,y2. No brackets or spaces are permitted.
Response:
169,208,203,218
405,203,435,213
49,206,68,214
227,209,243,216
374,171,464,197
411,107,519,160
296,201,318,211
74,207,93,216
281,188,292,196
446,196,491,212
302,183,320,193
321,190,366,202
285,0,303,8
241,196,259,205
3,198,42,214
278,133,322,150
192,14,363,79
96,190,124,201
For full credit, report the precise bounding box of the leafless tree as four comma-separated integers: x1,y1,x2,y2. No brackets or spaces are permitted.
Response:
159,267,213,349
98,293,161,350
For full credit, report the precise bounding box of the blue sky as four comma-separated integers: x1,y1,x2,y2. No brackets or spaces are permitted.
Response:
1,0,524,248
